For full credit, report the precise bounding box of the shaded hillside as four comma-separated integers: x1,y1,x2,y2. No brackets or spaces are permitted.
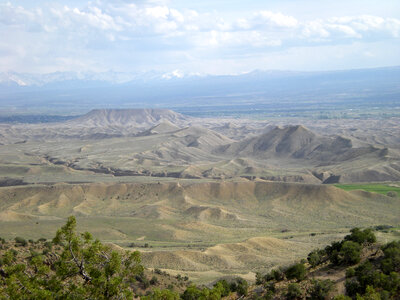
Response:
217,125,386,163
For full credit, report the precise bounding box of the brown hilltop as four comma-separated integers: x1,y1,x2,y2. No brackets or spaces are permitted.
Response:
216,125,391,164
217,125,339,159
0,181,398,227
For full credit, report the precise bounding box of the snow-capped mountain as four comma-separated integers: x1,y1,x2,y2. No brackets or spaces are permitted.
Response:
0,70,197,87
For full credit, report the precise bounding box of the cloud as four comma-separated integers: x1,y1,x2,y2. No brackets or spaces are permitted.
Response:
0,2,35,25
301,15,400,40
302,20,330,39
145,6,169,19
49,5,123,32
0,1,399,73
254,11,299,28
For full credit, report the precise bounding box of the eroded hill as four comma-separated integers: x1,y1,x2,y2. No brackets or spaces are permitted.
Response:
0,181,398,282
0,109,399,183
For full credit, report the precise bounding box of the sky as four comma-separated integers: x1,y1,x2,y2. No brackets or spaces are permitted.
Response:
1,0,400,75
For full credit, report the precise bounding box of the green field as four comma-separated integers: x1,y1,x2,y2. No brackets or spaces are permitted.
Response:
335,183,400,197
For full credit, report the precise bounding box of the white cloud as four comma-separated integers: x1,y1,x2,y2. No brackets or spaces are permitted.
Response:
327,24,361,38
302,20,330,39
255,11,299,28
49,5,123,32
72,6,122,31
145,6,169,19
0,1,399,73
193,30,282,48
0,2,35,25
162,69,184,79
170,9,184,23
301,15,400,40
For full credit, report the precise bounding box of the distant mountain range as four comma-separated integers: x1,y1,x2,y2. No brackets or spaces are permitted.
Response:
1,66,399,88
0,66,399,115
0,70,199,87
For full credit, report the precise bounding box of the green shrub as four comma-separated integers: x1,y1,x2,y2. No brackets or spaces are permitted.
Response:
374,225,393,231
355,261,375,288
386,191,397,197
154,268,162,275
340,241,361,265
308,249,326,267
333,295,351,300
29,249,40,258
136,273,150,289
214,279,230,297
264,268,284,282
325,241,343,265
326,229,372,266
345,278,361,297
181,285,202,300
230,278,248,296
309,279,334,300
256,272,264,284
212,281,229,298
14,236,27,246
236,278,248,296
142,288,180,300
286,283,303,299
150,276,158,285
285,263,307,281
44,241,53,250
263,289,274,300
346,256,400,298
357,285,382,300
381,241,400,274
1,216,144,299
344,228,376,244
346,267,355,278
181,283,228,300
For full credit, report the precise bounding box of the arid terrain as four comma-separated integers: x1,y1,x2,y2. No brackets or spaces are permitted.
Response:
0,109,399,283
1,109,400,184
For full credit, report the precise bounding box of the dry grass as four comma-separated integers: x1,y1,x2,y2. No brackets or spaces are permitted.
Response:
0,181,399,283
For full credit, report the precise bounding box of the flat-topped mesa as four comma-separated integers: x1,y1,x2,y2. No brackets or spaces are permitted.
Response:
70,108,191,127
